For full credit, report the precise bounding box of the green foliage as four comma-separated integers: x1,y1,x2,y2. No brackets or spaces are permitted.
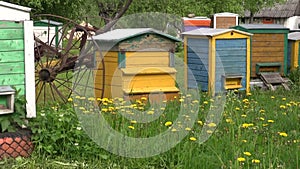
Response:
28,103,107,159
0,89,26,132
289,67,300,84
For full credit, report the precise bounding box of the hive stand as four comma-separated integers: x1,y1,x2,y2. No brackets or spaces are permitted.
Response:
259,72,290,90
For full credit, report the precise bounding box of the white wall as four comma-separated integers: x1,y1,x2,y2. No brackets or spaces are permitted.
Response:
285,16,300,30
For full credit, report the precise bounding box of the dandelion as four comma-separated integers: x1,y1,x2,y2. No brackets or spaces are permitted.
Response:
278,132,288,137
259,109,265,113
242,139,247,143
280,105,286,109
165,121,172,127
237,157,246,162
282,97,286,101
243,152,252,156
68,98,73,102
226,118,233,123
203,101,209,104
128,126,135,130
130,120,137,124
75,96,81,99
207,122,217,127
192,100,199,104
242,123,254,128
197,120,203,125
263,124,268,127
160,107,165,111
101,108,108,112
235,107,240,111
79,107,85,110
189,137,197,141
206,130,213,134
252,159,260,164
246,92,252,96
242,99,249,103
147,111,154,115
80,96,86,100
259,117,265,121
241,114,247,118
96,98,102,101
271,96,275,99
185,127,191,131
267,120,274,123
171,128,177,132
179,98,184,102
88,97,95,101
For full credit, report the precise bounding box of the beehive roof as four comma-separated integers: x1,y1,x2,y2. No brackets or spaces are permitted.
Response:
0,1,31,12
237,24,289,30
93,28,181,43
288,32,300,40
181,28,252,36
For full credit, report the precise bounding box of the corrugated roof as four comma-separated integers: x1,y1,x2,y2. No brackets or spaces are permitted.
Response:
244,0,300,18
93,28,181,42
0,1,31,12
288,32,300,40
237,24,289,30
181,28,252,36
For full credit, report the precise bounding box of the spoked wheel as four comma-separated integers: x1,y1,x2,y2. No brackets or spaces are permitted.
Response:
34,14,105,104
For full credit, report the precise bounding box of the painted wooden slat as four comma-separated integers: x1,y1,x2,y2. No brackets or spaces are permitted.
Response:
0,51,24,62
0,62,24,74
0,21,23,28
0,29,24,40
0,74,25,85
0,39,24,52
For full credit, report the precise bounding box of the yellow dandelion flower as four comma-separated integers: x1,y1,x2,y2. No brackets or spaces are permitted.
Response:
160,107,165,110
242,123,254,128
246,92,252,96
259,109,265,113
242,139,247,143
209,99,214,102
243,152,252,156
128,126,135,130
242,99,249,103
67,98,73,102
286,103,291,107
235,107,240,111
75,96,81,99
192,100,199,103
88,97,95,101
207,122,217,127
80,96,86,100
206,130,213,134
280,105,286,109
260,117,265,121
203,101,209,104
241,114,247,118
186,94,192,97
271,96,275,99
282,97,286,101
189,137,197,141
267,120,274,123
179,98,184,102
252,159,260,164
130,120,137,124
96,98,102,101
237,157,246,162
171,128,177,132
73,103,78,107
165,121,172,127
185,127,191,131
263,124,268,127
79,107,85,110
226,118,233,123
197,120,203,125
278,132,288,137
147,111,154,115
101,108,108,112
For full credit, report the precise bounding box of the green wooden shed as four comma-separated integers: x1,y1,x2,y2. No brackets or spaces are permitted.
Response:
0,1,36,117
233,24,290,77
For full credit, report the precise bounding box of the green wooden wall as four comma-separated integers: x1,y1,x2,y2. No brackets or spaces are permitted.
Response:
0,21,25,95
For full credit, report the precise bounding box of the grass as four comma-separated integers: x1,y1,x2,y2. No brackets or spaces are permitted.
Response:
1,87,299,169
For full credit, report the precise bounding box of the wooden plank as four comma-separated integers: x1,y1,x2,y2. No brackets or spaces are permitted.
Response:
0,51,24,63
252,35,284,42
252,52,285,58
260,72,284,84
251,57,284,62
0,74,25,85
252,41,284,47
0,29,24,40
251,47,284,52
0,39,24,52
0,21,23,28
0,62,25,75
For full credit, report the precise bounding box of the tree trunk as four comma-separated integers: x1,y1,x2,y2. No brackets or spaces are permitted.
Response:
250,11,254,24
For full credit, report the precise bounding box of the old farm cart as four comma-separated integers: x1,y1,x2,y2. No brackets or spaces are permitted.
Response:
34,14,105,104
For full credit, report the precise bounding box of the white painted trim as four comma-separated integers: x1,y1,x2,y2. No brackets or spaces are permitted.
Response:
23,21,36,118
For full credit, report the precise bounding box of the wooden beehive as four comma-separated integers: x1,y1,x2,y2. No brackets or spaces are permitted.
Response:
92,28,180,100
233,24,290,77
182,17,211,32
288,32,300,71
182,28,252,95
0,1,36,117
212,12,239,29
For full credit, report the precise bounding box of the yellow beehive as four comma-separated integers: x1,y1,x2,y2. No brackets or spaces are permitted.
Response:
93,28,180,100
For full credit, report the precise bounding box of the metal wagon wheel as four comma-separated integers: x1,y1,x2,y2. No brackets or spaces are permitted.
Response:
34,14,105,104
